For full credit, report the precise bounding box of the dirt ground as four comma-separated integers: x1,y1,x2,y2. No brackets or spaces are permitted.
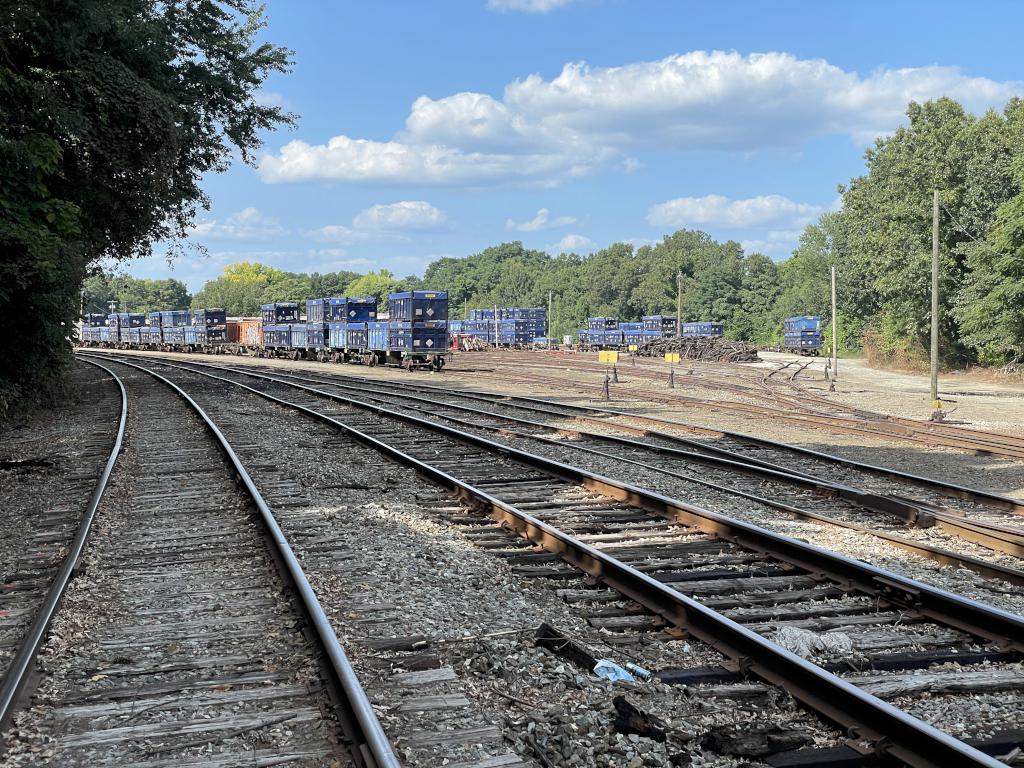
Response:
753,351,1024,434
82,347,1024,498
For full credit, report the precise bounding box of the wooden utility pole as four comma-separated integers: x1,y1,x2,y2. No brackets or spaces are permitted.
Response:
830,266,838,385
675,270,683,337
548,289,553,341
930,189,941,414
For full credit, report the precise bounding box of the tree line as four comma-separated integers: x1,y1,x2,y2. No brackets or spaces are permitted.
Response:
1,1,291,415
3,0,1022,421
174,97,1024,366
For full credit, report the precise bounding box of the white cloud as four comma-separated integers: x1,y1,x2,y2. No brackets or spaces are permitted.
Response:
550,233,594,253
259,50,1022,187
486,0,580,12
190,207,286,239
259,134,586,186
646,194,822,229
308,201,447,246
506,207,576,232
353,200,447,231
306,224,368,244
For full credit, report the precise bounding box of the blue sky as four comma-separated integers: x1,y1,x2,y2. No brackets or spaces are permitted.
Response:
125,0,1024,291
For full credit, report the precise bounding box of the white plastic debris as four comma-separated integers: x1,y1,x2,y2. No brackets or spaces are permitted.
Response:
593,659,636,682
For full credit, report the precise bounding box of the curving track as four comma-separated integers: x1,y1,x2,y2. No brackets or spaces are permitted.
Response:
0,358,396,767
462,351,1024,460
86,351,1024,768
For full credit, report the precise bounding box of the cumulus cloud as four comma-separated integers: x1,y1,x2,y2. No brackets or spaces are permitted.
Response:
506,207,576,231
646,194,822,229
306,224,368,244
259,50,1021,186
486,0,580,12
353,200,446,231
190,207,286,239
550,233,594,253
259,134,589,186
308,201,447,245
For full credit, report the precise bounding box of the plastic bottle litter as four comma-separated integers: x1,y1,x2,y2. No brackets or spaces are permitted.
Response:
593,659,635,682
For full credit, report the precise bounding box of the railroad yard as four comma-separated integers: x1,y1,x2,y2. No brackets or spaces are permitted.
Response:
1,348,1022,768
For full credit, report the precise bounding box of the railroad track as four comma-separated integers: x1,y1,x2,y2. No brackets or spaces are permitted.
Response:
465,352,1024,460
88,352,1024,768
0,363,124,687
142,357,1024,584
0,359,395,767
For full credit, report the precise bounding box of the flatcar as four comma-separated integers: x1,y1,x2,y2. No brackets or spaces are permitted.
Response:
783,315,823,356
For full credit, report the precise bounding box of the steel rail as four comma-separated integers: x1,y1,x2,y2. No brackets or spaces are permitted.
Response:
498,354,1024,455
234,366,1024,585
91,355,399,768
312,365,1024,516
0,358,128,728
119,356,1014,768
483,362,1024,459
205,363,1024,567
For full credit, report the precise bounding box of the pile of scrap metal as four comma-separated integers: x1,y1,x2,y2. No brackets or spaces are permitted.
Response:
635,335,760,363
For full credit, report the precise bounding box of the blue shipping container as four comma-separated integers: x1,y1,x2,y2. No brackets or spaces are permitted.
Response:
388,323,448,353
389,291,448,323
261,303,300,324
193,308,227,327
587,317,618,331
306,298,329,323
305,322,328,348
263,324,293,348
344,296,377,322
328,321,348,349
346,322,368,349
159,310,191,327
162,326,184,345
368,321,390,350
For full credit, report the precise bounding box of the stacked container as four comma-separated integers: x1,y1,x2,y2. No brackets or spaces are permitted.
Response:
260,302,300,324
682,322,725,337
387,291,448,356
587,317,618,331
619,321,645,347
83,313,107,327
344,296,377,322
190,307,228,343
109,312,145,328
159,309,191,327
642,315,678,335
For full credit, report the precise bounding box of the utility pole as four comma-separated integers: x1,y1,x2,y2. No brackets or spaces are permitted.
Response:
931,189,942,418
548,289,553,341
675,270,683,338
830,266,838,388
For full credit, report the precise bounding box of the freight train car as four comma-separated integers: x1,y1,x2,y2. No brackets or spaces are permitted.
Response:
77,292,449,370
783,315,823,356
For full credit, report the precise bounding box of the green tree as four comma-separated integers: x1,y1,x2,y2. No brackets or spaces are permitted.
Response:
346,269,399,305
0,1,292,413
956,155,1024,363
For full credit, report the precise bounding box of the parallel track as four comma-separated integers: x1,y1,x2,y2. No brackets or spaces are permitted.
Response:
472,353,1024,459
94,352,1024,768
147,358,1024,581
2,358,397,767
